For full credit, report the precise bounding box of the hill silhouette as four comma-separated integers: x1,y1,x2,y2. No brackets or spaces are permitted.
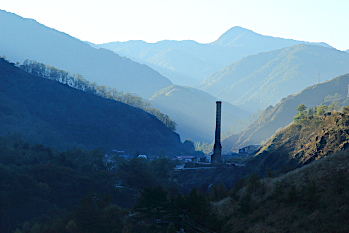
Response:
95,27,330,87
0,58,182,155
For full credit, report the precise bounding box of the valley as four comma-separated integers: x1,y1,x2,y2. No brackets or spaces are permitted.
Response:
1,5,349,233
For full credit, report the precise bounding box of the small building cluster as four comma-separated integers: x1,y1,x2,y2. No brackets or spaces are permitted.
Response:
238,145,260,155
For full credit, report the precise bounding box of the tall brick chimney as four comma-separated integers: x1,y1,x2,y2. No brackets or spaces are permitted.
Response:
211,101,222,164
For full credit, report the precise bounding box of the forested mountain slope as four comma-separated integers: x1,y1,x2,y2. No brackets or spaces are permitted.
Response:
222,73,349,153
201,44,349,112
0,10,171,98
0,58,182,155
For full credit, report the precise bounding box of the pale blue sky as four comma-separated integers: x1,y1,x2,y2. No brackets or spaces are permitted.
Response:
2,0,348,50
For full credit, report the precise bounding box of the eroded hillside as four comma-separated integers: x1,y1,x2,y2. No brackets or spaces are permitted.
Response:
251,110,349,173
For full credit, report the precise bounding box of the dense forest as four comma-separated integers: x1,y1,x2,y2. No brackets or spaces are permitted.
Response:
0,134,222,233
2,131,349,233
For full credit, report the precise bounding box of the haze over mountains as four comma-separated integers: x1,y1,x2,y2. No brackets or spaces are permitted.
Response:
201,44,349,112
0,10,171,99
95,26,331,87
222,73,349,153
150,85,250,142
2,9,349,147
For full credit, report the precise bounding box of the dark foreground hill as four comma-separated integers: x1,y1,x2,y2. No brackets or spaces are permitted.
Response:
209,108,349,232
222,73,349,153
214,144,349,232
0,58,182,155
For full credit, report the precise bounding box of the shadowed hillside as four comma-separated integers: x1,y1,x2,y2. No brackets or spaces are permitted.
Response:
0,58,182,155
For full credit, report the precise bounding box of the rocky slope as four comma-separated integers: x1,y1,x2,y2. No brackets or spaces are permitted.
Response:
214,147,349,233
250,110,349,174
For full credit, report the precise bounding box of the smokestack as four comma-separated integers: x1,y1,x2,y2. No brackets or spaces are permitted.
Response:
211,101,222,164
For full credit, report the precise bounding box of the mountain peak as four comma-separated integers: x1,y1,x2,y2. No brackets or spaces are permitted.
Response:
210,26,258,46
225,26,254,34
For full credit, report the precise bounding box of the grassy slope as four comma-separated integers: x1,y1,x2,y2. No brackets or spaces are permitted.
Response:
250,111,349,174
214,147,349,233
214,111,349,232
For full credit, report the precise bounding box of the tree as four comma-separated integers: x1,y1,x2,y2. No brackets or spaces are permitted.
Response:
328,102,341,111
184,189,221,231
343,105,349,115
209,183,228,201
297,104,307,112
117,157,154,189
294,104,307,122
134,186,169,219
150,157,175,184
315,105,329,116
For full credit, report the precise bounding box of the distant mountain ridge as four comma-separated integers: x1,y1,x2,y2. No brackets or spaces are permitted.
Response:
95,26,331,86
0,10,171,98
201,44,349,112
0,58,183,155
149,85,250,143
222,73,349,153
210,26,330,48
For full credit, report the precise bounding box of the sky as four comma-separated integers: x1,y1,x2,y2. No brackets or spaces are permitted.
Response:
1,0,348,50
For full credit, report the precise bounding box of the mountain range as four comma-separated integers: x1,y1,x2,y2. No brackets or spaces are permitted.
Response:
201,44,349,112
2,9,349,150
0,10,171,98
149,85,250,143
222,73,349,153
0,58,183,155
95,27,331,87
